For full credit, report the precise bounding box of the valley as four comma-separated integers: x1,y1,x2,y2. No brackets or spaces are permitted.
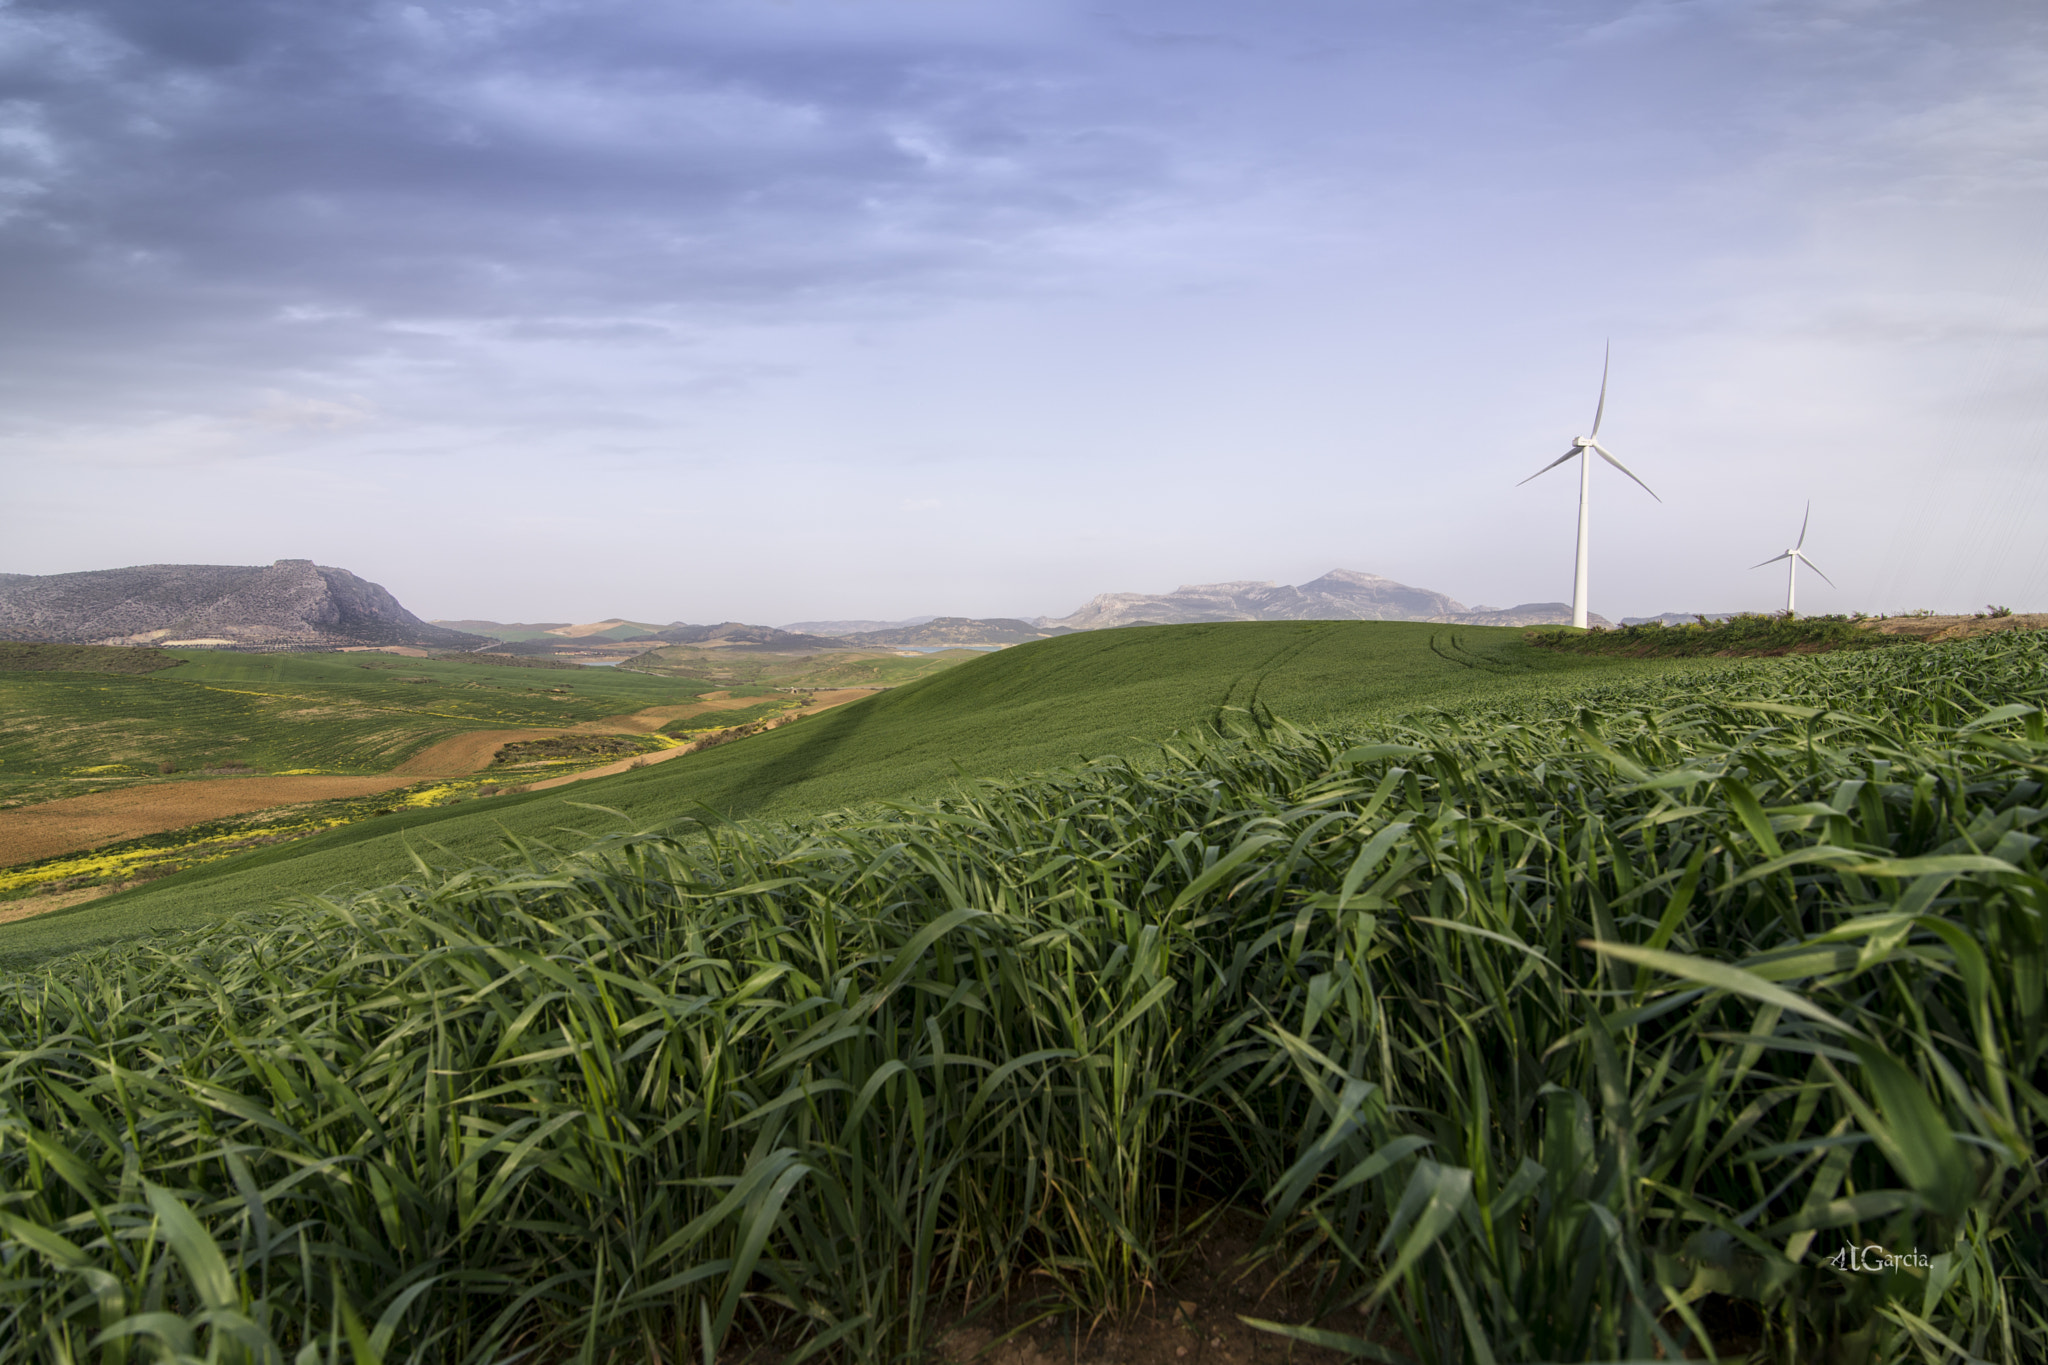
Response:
0,645,888,916
0,621,1675,960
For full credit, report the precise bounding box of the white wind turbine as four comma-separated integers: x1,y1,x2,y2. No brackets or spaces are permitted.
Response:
1752,502,1834,615
1517,344,1661,629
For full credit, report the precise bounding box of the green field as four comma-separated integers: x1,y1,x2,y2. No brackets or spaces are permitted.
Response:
0,642,187,674
0,629,2037,1364
0,648,723,806
0,622,1683,960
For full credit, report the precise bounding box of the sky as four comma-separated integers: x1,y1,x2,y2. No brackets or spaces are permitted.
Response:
2,0,2044,626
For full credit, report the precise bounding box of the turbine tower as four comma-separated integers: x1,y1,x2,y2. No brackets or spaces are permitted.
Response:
1752,502,1833,615
1517,344,1661,629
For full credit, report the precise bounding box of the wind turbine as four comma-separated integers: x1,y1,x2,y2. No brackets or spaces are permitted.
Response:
1752,502,1834,615
1517,344,1661,629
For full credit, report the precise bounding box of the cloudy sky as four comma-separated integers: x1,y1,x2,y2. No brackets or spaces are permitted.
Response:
2,0,2043,625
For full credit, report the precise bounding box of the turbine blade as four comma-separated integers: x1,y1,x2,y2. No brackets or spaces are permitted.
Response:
1516,446,1582,486
1590,441,1660,502
1591,341,1610,436
1751,553,1791,570
1796,501,1811,550
1795,552,1835,588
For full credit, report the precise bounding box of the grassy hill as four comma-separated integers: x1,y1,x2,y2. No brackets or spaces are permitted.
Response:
0,621,1693,961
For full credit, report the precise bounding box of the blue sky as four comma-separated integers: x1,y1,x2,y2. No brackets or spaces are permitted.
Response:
3,0,2043,624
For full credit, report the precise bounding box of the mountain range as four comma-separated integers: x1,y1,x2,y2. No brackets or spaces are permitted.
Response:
0,561,486,650
475,621,850,655
0,561,1604,652
1037,570,1608,630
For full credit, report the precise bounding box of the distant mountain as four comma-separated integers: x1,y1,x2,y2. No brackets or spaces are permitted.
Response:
838,617,1073,648
782,616,937,636
1459,603,1615,628
1619,612,1742,626
431,618,667,642
491,621,848,655
1041,570,1608,630
0,561,488,649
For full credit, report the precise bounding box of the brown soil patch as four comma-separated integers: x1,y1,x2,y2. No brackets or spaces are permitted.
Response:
0,880,140,924
0,691,880,871
927,1211,1357,1365
1858,613,2048,642
545,621,645,639
579,691,773,732
0,776,412,868
0,727,590,868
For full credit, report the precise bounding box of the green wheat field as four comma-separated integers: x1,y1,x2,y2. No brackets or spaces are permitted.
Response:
0,622,2041,1363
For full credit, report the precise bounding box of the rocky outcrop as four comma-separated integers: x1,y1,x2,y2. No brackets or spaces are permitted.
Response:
0,560,487,649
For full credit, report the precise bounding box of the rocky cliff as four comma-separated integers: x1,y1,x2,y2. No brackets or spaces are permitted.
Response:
0,560,488,649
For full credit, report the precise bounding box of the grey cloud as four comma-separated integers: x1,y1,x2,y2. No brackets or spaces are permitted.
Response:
0,0,1165,420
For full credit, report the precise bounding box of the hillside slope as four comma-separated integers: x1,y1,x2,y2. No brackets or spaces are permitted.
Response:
0,621,1690,960
0,560,485,649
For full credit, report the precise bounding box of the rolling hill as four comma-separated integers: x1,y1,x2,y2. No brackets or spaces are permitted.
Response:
0,620,1692,962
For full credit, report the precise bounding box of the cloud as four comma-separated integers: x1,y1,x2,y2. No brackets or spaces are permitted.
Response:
2,0,2046,621
239,390,373,431
0,0,1170,435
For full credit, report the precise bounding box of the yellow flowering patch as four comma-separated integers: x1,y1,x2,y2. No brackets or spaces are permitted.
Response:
70,764,135,775
0,816,348,896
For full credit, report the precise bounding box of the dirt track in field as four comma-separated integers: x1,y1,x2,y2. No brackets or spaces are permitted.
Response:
518,688,875,792
0,690,877,869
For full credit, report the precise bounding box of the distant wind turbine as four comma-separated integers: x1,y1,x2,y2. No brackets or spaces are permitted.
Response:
1752,502,1834,615
1517,344,1661,629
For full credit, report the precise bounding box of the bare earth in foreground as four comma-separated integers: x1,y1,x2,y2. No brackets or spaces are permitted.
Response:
0,689,876,871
